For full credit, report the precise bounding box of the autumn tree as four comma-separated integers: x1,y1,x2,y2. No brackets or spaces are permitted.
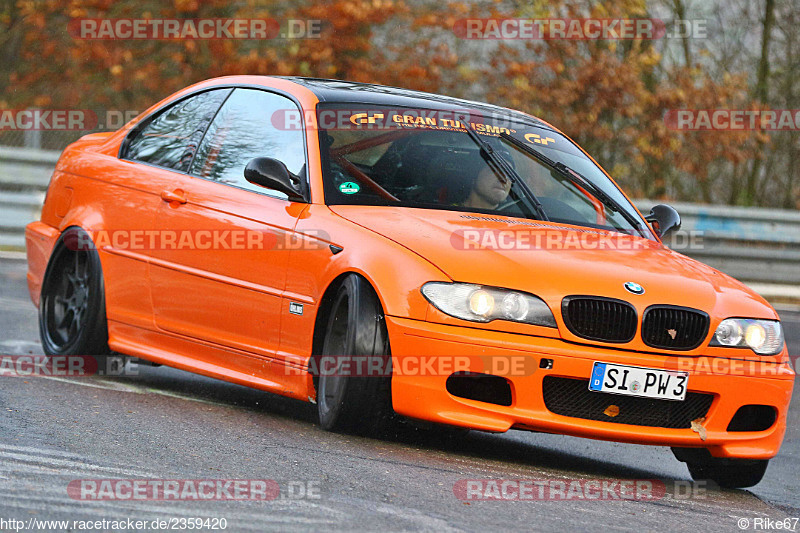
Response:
0,0,796,208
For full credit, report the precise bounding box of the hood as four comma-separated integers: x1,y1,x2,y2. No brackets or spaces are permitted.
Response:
330,205,776,319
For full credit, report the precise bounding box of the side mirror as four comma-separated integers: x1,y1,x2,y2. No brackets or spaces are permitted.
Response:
244,157,305,202
645,204,681,238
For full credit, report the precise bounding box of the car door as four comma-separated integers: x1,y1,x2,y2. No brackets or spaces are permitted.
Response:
148,87,309,359
112,87,232,329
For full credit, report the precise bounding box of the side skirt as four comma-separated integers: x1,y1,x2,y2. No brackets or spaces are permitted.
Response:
108,320,314,402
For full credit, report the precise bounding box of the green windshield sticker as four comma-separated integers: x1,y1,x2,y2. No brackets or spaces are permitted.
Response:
339,181,360,194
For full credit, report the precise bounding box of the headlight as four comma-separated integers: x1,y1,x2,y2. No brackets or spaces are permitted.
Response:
422,282,556,327
710,318,784,355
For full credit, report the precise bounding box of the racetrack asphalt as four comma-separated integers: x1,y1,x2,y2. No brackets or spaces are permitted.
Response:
0,257,798,532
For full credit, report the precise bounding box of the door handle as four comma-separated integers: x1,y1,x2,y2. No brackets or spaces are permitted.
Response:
160,189,187,204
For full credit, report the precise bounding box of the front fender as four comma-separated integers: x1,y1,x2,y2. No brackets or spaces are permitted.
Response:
288,205,451,321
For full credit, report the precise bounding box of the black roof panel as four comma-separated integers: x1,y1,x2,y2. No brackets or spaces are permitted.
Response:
275,77,548,128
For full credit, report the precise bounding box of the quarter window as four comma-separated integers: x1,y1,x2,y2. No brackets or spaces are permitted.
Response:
124,89,231,172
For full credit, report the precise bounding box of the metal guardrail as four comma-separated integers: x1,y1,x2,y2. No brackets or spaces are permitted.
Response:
0,147,798,284
0,147,54,249
0,146,59,191
636,200,800,285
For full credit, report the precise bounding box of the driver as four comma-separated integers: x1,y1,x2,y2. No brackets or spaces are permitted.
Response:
460,149,515,210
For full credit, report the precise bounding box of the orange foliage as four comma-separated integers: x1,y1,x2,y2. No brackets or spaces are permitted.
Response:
0,0,765,203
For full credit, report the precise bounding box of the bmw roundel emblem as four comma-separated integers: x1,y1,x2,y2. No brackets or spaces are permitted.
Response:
624,282,645,295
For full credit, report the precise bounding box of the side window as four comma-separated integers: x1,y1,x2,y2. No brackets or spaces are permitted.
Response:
189,88,306,197
124,89,231,172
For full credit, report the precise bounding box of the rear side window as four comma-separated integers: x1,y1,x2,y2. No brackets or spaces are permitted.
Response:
124,89,231,172
189,88,306,197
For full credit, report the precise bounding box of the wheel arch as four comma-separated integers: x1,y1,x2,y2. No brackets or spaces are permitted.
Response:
310,271,386,390
41,225,108,314
43,225,104,280
39,225,110,356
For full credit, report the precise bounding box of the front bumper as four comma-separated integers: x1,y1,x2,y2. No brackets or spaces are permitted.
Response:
387,316,794,460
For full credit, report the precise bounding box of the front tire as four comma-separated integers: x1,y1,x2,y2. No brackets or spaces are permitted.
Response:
672,447,768,488
686,459,768,489
316,275,393,434
39,228,109,357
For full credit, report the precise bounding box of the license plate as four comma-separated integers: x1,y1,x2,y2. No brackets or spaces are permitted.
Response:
589,362,688,401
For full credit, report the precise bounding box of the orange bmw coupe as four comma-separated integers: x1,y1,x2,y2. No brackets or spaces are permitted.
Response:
26,76,793,488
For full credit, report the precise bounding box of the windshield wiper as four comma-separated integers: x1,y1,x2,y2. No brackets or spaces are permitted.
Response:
499,132,646,236
464,127,549,221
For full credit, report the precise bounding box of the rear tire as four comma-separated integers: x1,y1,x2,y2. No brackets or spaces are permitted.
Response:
39,228,110,357
316,275,394,434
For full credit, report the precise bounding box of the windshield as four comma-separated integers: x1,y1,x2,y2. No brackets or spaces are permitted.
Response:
317,104,650,237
